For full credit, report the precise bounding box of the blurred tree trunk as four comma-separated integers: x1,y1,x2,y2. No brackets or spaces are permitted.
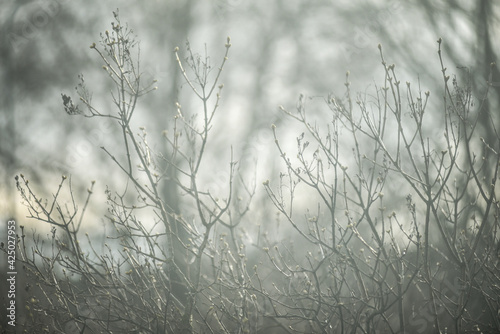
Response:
150,0,195,307
0,4,20,221
475,0,500,160
161,1,193,220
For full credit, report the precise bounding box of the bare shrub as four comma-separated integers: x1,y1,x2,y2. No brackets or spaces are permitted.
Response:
8,12,500,334
259,40,500,333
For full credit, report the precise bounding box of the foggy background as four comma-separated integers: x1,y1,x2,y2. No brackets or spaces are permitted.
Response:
1,0,499,234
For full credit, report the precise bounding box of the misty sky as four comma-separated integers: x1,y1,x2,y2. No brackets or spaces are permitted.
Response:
1,0,497,227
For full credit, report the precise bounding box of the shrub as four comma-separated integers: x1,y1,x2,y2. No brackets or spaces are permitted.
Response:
7,13,500,334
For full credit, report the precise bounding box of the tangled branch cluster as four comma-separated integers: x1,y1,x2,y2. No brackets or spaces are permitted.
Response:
6,13,500,334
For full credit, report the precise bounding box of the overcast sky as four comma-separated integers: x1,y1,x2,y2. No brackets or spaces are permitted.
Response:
1,0,498,230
